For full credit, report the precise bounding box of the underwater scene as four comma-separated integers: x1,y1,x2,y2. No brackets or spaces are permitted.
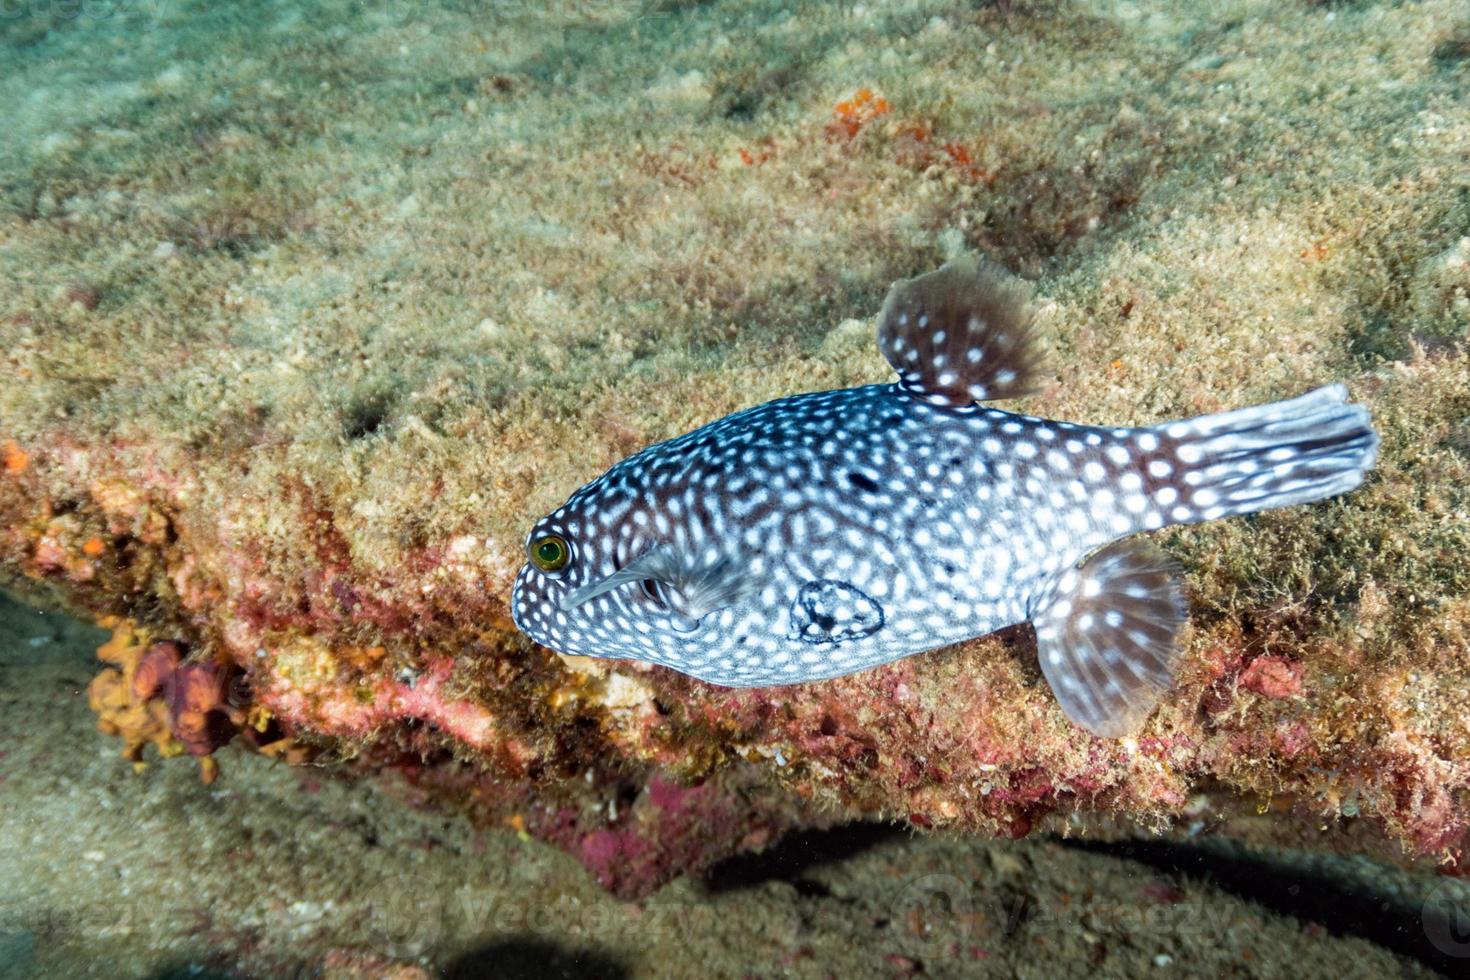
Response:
2,0,1469,976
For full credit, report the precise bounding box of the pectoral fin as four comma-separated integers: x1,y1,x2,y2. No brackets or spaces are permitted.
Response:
563,545,758,627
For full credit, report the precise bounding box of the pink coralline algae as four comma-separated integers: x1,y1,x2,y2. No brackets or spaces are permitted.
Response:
561,773,802,898
1239,656,1305,700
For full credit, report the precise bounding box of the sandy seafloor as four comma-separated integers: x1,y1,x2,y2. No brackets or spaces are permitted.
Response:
0,596,1459,980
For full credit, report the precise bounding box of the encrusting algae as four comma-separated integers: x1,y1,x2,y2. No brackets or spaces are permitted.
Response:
1,0,1469,894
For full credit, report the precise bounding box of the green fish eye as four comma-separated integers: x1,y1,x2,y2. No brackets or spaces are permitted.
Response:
530,534,570,572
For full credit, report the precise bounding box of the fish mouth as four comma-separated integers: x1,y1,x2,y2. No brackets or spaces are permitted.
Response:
509,565,536,635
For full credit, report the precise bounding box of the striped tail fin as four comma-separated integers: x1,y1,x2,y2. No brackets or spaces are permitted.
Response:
1146,383,1379,525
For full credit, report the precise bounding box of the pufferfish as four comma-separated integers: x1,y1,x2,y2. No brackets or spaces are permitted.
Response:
511,256,1378,736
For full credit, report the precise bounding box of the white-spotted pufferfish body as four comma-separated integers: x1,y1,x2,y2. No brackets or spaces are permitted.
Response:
512,257,1378,736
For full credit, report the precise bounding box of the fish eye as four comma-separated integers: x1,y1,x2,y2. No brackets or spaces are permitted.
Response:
529,534,571,573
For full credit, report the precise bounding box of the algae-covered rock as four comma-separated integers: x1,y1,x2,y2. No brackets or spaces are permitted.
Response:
1,0,1468,893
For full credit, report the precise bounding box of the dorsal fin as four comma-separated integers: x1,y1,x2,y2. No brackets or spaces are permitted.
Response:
877,255,1042,408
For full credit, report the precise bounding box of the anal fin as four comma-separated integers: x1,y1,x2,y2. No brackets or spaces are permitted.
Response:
1030,539,1187,738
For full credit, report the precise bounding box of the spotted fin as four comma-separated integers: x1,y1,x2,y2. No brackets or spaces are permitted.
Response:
878,255,1042,408
1030,539,1187,738
562,545,756,630
1146,383,1379,525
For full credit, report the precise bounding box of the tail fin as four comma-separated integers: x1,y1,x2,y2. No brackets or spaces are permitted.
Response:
1146,383,1379,524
